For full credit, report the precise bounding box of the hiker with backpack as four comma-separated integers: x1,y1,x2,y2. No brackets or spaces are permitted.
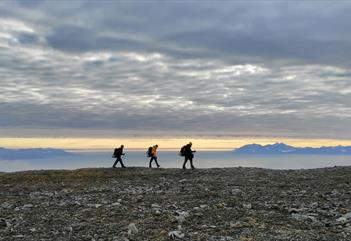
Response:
112,145,126,168
147,144,160,168
180,142,196,169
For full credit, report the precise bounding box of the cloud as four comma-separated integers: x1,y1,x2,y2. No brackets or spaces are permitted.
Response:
0,1,351,138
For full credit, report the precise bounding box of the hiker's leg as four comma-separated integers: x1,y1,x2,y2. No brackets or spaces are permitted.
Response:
118,157,126,168
190,158,195,169
112,158,119,168
149,157,154,168
182,157,188,169
154,156,160,167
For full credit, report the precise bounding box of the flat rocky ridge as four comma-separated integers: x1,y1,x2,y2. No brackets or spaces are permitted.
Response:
0,166,351,241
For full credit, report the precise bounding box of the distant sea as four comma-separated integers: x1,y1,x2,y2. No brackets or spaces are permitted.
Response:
1,150,351,172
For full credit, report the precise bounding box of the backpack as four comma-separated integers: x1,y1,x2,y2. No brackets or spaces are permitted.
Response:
112,148,120,158
179,145,186,156
147,146,153,157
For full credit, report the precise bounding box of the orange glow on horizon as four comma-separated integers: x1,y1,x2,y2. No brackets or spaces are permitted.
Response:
1,137,351,150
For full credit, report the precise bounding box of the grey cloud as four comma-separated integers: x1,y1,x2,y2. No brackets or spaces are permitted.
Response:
0,1,351,138
16,0,46,8
16,32,40,44
33,1,351,66
46,25,93,52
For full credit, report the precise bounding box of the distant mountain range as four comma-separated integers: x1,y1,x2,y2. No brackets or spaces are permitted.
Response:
0,148,75,160
234,143,351,155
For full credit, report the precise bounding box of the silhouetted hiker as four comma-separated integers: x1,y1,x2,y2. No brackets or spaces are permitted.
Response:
180,142,196,169
112,145,126,168
147,144,160,168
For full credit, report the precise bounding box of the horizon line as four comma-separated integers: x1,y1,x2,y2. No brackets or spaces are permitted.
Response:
1,137,351,150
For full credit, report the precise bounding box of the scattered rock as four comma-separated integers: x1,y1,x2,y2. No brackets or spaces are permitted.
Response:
288,208,304,213
22,204,34,209
127,223,138,235
87,204,102,208
337,212,351,222
175,211,189,224
1,202,12,209
231,188,241,195
0,218,8,228
113,237,129,241
291,213,318,222
242,203,252,209
168,230,185,239
230,221,243,228
209,236,236,241
151,203,161,209
345,226,351,233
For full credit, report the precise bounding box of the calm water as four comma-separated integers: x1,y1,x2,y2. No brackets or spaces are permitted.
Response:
1,150,351,172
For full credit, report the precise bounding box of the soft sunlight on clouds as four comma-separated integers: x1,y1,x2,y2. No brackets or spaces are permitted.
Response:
0,18,34,33
0,1,350,138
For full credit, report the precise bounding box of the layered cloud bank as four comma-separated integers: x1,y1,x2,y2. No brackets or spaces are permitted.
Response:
0,1,351,138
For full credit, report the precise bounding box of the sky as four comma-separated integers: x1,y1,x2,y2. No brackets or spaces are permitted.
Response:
0,0,351,148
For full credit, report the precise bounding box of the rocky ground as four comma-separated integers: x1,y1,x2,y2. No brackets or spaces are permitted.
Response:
0,166,351,241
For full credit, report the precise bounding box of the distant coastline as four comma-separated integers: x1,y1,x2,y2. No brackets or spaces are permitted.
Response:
0,147,76,160
234,143,351,155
